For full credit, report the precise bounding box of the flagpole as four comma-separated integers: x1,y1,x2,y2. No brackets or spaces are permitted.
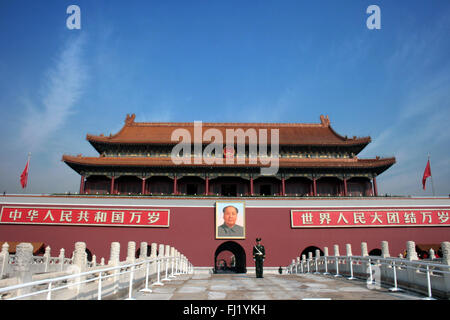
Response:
428,154,435,197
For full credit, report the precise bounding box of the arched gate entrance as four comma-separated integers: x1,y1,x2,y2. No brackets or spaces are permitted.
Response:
214,241,246,273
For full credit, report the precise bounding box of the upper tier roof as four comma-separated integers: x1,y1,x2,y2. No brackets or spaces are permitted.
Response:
86,114,371,147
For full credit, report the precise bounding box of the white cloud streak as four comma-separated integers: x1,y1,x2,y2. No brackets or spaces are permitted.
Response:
19,34,87,151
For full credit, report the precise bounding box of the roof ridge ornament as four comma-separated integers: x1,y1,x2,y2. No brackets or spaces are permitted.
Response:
125,113,136,125
320,115,330,126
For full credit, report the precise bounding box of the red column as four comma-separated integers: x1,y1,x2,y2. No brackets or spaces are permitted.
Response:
343,178,348,196
110,176,115,195
373,177,378,196
141,178,146,195
281,178,285,196
79,175,85,194
313,178,317,196
205,177,209,196
250,177,254,196
173,176,178,195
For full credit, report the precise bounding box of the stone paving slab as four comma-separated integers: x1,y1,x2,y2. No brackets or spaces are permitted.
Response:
132,273,423,300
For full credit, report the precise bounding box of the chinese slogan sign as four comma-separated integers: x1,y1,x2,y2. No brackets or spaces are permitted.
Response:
291,208,450,228
0,206,170,228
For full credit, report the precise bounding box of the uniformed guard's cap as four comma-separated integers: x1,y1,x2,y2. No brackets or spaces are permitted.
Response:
256,238,261,241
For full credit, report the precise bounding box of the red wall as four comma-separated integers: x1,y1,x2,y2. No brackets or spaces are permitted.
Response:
1,202,449,268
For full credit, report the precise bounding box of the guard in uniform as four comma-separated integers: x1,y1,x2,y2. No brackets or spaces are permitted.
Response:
253,237,265,278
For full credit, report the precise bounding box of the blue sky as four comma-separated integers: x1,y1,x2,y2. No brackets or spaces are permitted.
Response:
0,0,449,196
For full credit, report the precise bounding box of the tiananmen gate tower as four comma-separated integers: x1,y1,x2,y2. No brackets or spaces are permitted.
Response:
62,114,395,198
1,114,449,273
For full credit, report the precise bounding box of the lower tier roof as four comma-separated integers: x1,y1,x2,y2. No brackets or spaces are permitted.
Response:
62,155,395,175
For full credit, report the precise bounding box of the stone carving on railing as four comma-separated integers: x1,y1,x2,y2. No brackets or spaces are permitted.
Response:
406,241,419,261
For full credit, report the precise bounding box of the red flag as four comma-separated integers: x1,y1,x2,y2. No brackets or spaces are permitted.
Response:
422,159,431,190
20,159,29,189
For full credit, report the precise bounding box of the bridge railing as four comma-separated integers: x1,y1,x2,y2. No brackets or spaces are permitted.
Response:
286,240,450,299
0,241,193,300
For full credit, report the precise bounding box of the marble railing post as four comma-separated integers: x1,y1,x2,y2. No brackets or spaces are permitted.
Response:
334,245,340,276
126,241,136,264
15,243,33,296
1,242,10,278
179,254,184,274
428,249,435,260
296,257,300,273
381,241,390,258
307,252,313,273
92,255,97,268
71,242,87,294
100,258,105,266
158,244,165,275
379,241,390,281
315,249,320,273
175,251,180,274
43,246,51,272
73,242,87,272
162,245,171,280
139,242,148,260
165,245,170,262
360,242,370,279
323,247,329,274
108,242,120,292
108,242,120,266
334,244,340,257
173,249,178,274
169,247,176,278
150,243,157,273
442,242,450,265
405,241,419,287
361,242,369,257
406,241,418,261
58,248,65,272
345,244,352,275
346,244,352,256
441,242,450,294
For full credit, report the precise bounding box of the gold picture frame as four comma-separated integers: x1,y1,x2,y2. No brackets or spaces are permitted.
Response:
215,201,246,239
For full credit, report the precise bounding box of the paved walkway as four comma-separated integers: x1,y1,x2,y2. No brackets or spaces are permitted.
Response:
131,272,422,300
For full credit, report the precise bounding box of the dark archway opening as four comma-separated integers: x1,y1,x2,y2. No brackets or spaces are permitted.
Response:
135,244,152,259
214,241,246,274
369,248,382,256
300,246,324,258
85,248,93,262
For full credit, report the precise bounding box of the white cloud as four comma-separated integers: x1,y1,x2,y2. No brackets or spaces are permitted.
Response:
19,34,87,151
